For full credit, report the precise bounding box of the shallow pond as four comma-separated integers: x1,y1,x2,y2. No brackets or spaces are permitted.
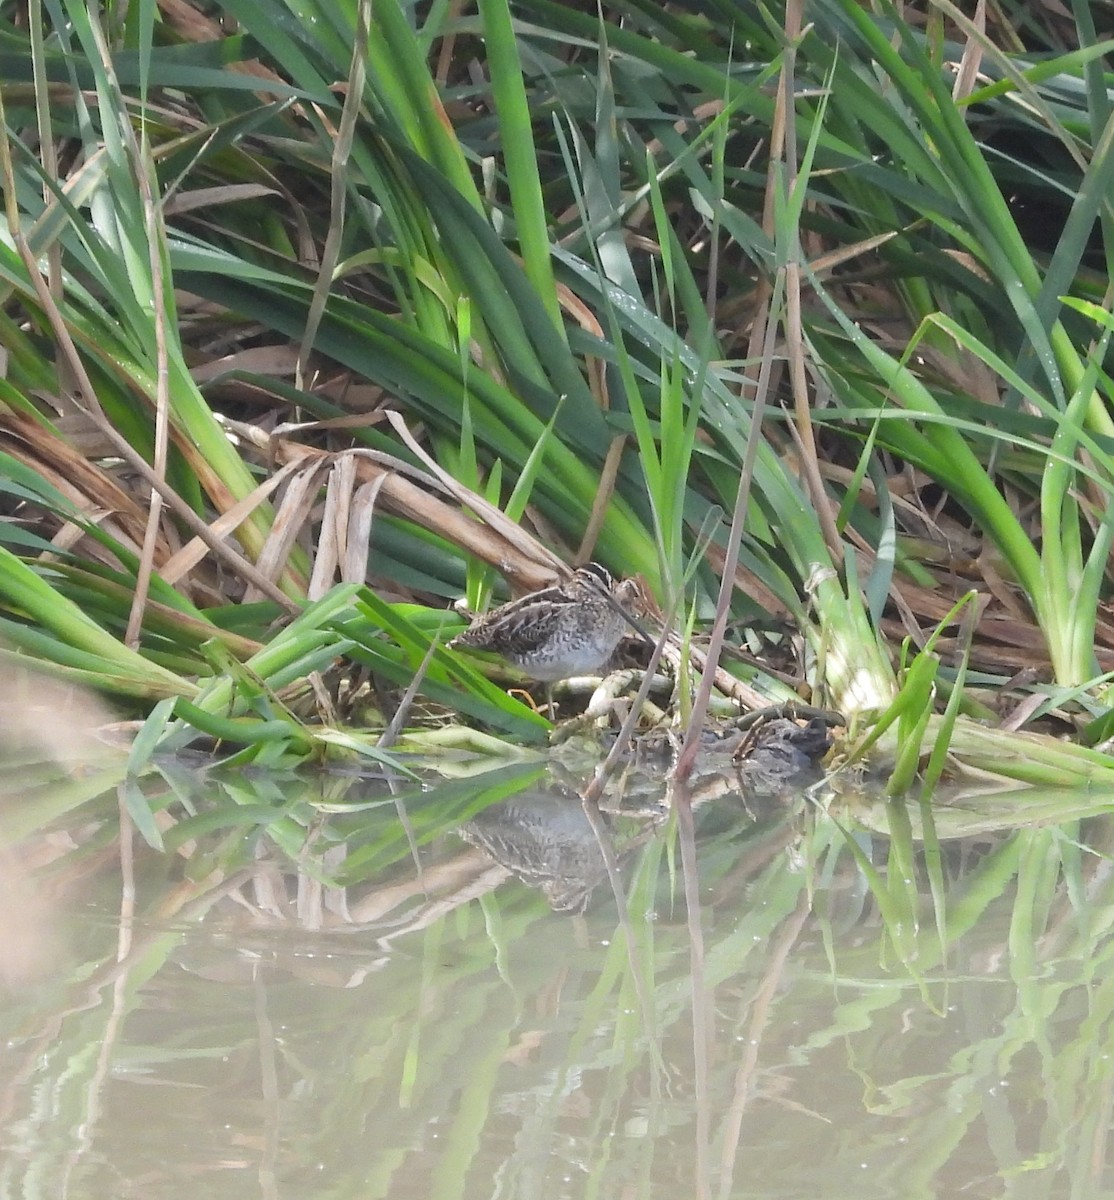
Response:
2,756,1113,1199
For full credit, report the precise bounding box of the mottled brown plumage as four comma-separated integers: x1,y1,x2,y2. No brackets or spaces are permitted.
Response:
449,563,646,682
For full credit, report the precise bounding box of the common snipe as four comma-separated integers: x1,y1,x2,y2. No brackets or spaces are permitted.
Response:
449,563,649,682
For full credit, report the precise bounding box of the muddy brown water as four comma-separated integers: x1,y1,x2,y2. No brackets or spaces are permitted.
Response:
1,765,1112,1199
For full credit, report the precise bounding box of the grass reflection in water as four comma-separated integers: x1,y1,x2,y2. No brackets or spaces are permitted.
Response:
1,756,1113,1199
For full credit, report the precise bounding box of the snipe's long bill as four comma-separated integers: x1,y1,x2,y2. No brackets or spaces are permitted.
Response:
448,563,651,683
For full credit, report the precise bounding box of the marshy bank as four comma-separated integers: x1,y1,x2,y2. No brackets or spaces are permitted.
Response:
4,0,1114,1191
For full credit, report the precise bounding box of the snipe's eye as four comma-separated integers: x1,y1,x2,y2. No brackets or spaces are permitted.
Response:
576,562,614,589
